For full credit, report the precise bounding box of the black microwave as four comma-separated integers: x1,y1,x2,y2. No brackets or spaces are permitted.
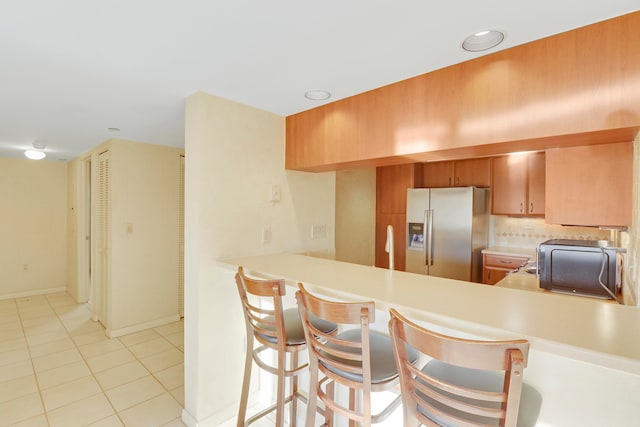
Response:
538,239,618,299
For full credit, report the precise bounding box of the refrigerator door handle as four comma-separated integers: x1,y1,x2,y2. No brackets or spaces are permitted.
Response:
426,209,434,266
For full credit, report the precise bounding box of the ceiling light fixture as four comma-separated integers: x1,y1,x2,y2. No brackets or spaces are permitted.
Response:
24,141,46,160
304,90,331,101
25,149,46,160
462,30,505,52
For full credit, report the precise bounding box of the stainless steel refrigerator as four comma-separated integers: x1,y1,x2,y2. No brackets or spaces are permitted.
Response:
406,187,489,282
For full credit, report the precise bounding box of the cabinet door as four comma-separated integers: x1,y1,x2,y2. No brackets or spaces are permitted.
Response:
377,164,422,214
492,155,527,215
527,152,545,215
546,142,632,226
422,161,453,188
482,268,510,285
454,158,491,187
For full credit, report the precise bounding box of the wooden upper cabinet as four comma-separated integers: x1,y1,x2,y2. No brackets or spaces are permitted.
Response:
527,153,545,215
377,164,423,214
422,158,491,188
545,142,632,226
492,153,545,216
454,158,491,187
285,13,640,171
422,161,454,187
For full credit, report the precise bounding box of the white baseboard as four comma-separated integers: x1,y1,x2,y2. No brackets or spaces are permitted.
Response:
106,314,181,338
0,287,67,301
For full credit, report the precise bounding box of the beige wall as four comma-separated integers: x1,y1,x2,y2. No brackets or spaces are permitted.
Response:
0,158,67,298
106,139,183,334
66,139,184,335
335,168,376,266
183,92,335,426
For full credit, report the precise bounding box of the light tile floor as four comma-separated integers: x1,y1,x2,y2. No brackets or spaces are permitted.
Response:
0,292,185,427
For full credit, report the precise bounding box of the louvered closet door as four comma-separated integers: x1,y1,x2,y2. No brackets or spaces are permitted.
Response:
96,150,110,328
179,155,185,318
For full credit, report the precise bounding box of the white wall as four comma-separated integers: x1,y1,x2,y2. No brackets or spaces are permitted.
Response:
183,92,335,426
335,168,376,266
0,158,67,298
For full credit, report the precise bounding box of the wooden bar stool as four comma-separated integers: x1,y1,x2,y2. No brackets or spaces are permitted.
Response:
295,283,418,427
235,267,336,426
388,308,542,427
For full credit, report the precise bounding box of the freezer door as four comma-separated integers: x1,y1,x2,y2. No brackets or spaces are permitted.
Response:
405,189,429,275
429,187,474,280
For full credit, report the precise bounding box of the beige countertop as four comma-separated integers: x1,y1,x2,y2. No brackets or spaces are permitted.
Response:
220,252,640,373
495,271,543,293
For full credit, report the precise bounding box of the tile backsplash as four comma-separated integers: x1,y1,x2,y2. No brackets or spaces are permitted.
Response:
490,216,612,250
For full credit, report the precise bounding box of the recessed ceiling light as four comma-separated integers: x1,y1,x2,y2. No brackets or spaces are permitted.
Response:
304,90,331,101
107,127,120,132
25,150,46,160
462,30,505,52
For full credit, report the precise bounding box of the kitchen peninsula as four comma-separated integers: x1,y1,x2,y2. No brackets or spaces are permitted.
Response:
221,252,640,426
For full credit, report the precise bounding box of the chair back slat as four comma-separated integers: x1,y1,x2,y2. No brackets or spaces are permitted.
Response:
389,308,530,427
235,266,286,348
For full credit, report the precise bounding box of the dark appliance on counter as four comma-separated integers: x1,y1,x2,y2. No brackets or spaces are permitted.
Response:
538,239,618,299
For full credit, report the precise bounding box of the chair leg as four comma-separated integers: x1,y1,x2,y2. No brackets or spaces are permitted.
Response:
276,347,286,426
326,380,335,427
348,388,356,427
290,352,298,425
237,335,253,427
305,362,319,427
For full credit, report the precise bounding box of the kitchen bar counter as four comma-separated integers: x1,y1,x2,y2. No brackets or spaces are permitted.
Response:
220,252,639,370
220,253,640,426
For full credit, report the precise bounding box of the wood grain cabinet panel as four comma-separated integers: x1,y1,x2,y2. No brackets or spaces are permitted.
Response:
492,153,545,216
422,161,454,188
375,164,422,270
454,158,491,187
423,158,491,188
286,13,640,171
545,142,632,226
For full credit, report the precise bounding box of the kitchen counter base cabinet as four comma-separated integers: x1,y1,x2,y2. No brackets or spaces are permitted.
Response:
482,253,528,285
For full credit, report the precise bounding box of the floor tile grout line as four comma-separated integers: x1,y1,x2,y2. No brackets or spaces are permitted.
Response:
4,292,186,426
54,293,185,425
48,293,128,427
14,295,51,427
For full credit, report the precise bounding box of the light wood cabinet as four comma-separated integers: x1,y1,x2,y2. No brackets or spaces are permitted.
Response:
492,152,545,216
482,254,528,285
545,142,632,226
375,164,422,270
285,14,640,172
422,158,491,188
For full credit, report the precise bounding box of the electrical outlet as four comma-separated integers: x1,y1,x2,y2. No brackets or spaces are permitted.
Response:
262,226,272,244
22,264,28,272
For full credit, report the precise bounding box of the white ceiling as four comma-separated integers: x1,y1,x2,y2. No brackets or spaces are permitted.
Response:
1,1,638,161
